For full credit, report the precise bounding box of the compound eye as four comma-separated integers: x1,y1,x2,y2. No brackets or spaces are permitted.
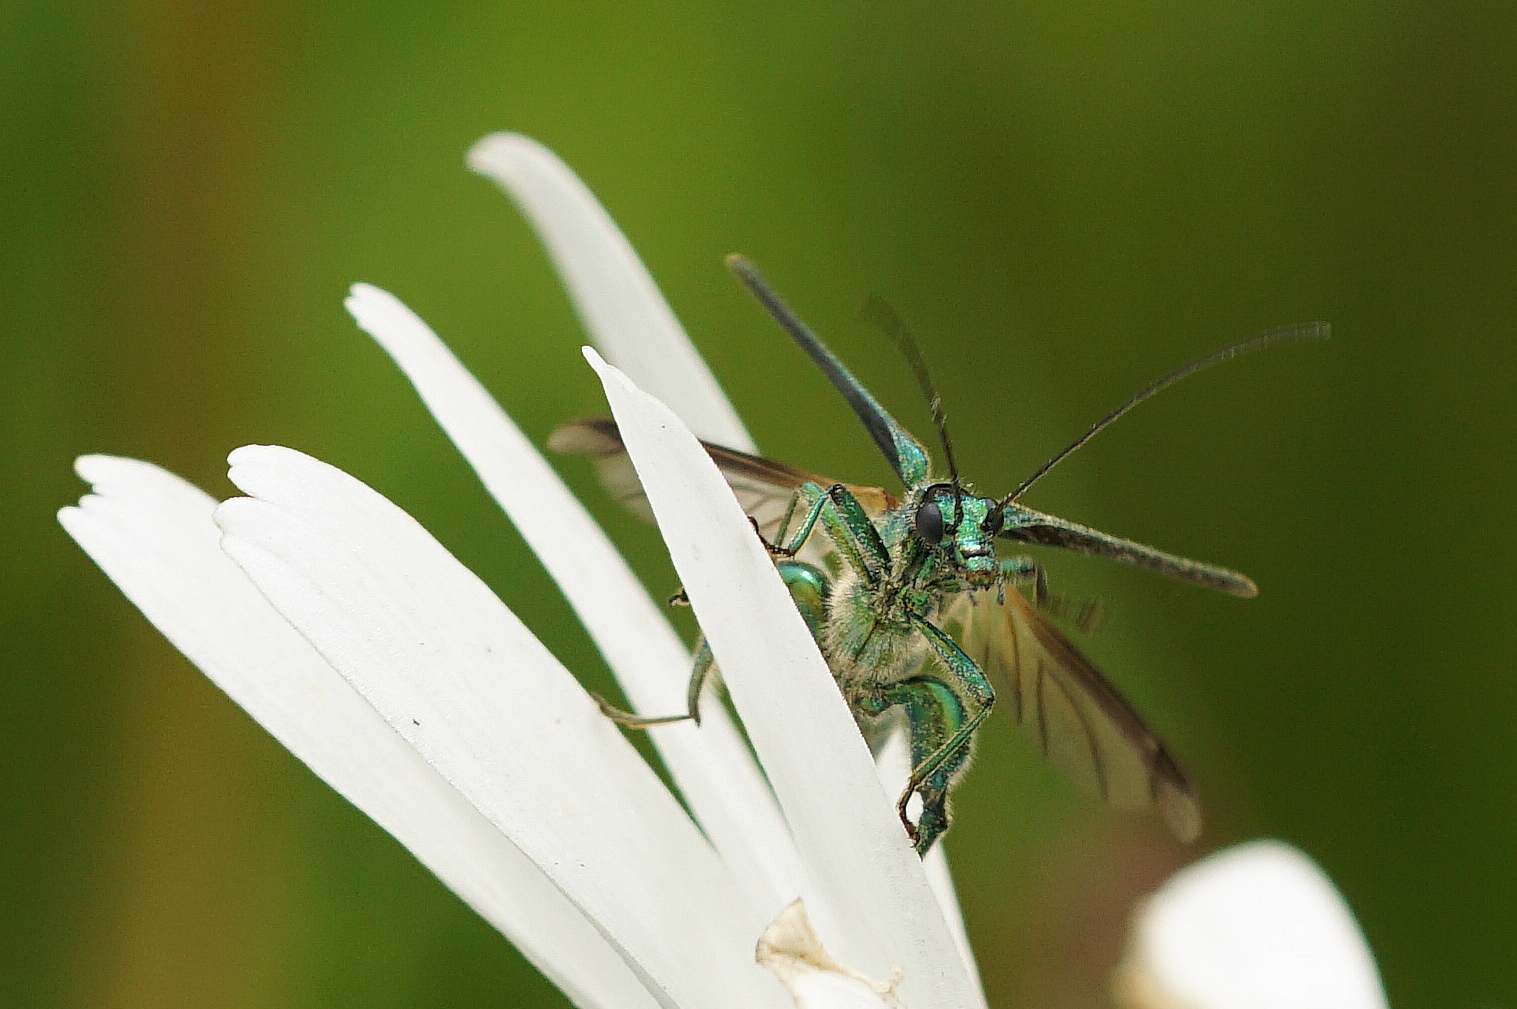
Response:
983,506,1004,536
915,498,944,545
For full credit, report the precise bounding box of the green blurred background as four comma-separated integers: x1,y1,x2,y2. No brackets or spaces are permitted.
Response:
6,0,1513,1005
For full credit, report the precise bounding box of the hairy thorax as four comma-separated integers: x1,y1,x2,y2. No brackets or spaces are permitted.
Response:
821,562,937,689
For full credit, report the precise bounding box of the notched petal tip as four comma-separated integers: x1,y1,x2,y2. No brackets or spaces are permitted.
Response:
61,455,113,517
344,280,401,319
224,443,283,477
758,900,905,1009
1113,840,1388,1009
344,283,429,353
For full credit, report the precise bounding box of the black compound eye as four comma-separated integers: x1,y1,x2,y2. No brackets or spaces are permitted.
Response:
982,507,1004,536
915,498,944,544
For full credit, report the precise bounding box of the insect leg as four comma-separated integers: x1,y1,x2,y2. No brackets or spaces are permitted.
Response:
774,491,801,551
778,559,830,638
592,637,714,727
595,560,832,730
861,677,971,855
782,481,892,584
899,616,995,854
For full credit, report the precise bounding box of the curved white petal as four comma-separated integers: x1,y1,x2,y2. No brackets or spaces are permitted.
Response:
1113,840,1388,1009
874,729,980,989
467,131,753,451
215,445,789,1009
588,351,985,1009
58,455,656,1009
345,282,806,916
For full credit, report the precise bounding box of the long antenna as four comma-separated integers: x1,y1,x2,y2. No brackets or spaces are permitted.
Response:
1004,321,1330,505
859,295,963,518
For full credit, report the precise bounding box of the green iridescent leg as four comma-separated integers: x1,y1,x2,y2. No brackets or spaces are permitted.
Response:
861,676,971,855
781,481,891,580
899,617,995,854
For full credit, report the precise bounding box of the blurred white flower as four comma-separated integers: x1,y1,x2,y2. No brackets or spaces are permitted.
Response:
60,134,983,1009
1113,840,1388,1009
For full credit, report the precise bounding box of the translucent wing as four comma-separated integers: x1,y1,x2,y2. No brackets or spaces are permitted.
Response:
548,417,896,548
940,588,1202,841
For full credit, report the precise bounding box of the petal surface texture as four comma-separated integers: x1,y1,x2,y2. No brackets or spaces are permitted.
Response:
467,131,753,451
58,455,655,1009
215,444,789,1009
1115,840,1388,1009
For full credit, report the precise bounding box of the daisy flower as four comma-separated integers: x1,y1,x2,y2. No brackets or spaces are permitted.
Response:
60,132,1386,1009
61,133,977,1009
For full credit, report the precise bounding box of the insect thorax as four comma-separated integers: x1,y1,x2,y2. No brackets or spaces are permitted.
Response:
821,544,942,689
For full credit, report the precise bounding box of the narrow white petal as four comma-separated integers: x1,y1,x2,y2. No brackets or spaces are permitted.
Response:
757,900,906,1009
215,444,789,1009
466,132,753,452
588,351,985,1009
1113,840,1388,1009
59,455,656,1009
345,282,807,917
874,730,980,989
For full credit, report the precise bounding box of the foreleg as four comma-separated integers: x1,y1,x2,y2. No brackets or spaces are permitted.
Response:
781,481,891,584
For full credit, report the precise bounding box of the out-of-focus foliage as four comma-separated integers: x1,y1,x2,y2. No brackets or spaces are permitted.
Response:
5,1,1513,1006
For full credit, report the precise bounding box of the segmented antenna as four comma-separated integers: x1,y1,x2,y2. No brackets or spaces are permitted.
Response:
1001,321,1331,507
859,295,964,522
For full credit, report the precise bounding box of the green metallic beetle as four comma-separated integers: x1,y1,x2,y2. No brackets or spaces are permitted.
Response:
552,255,1326,855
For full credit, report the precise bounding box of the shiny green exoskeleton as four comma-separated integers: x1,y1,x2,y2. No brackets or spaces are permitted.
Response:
552,256,1327,855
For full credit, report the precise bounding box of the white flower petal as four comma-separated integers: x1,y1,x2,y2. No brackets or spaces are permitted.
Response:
214,444,789,1009
467,132,754,451
345,282,807,916
874,729,980,990
1113,840,1388,1009
757,900,906,1009
58,455,656,1009
588,351,985,1009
